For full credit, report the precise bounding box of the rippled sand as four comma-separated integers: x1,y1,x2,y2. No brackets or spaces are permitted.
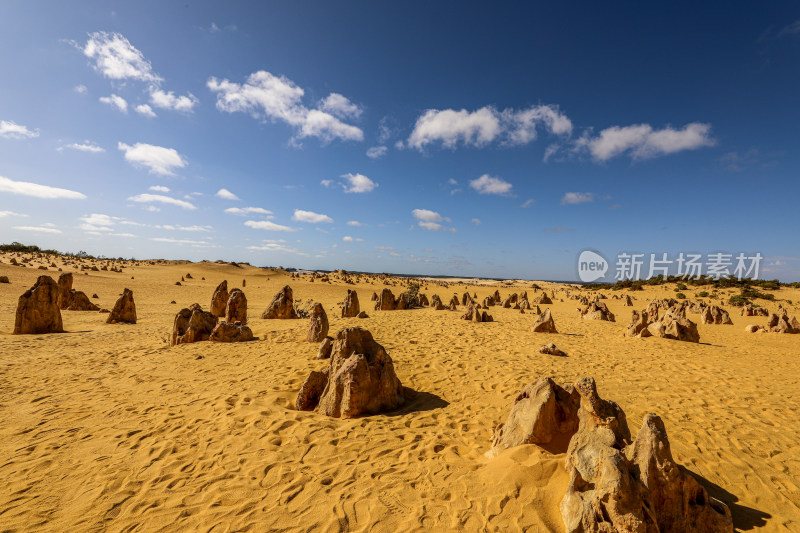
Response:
1,255,798,531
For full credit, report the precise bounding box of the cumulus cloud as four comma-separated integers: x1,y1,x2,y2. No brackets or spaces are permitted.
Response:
341,173,377,193
127,193,196,210
0,175,86,199
346,220,363,227
74,84,88,94
83,31,161,83
215,188,239,200
135,104,157,117
366,146,388,159
406,104,571,150
292,209,333,223
471,218,482,225
99,94,128,113
412,209,454,232
207,70,363,143
469,174,513,195
225,206,273,216
580,122,715,161
149,89,198,112
148,185,170,192
79,213,117,232
0,120,39,139
342,236,364,242
319,93,362,119
561,192,595,205
244,220,297,231
58,141,104,153
118,142,187,176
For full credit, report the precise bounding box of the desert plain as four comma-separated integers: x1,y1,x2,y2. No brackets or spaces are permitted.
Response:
1,252,799,532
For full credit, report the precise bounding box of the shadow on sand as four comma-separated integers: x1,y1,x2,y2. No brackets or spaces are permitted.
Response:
685,466,771,530
385,387,449,416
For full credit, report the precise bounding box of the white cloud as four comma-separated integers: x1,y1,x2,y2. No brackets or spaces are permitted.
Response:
207,70,363,143
13,225,63,234
149,185,170,192
244,220,297,231
412,208,454,232
225,206,273,216
346,220,363,227
342,236,364,242
215,188,239,200
99,94,128,113
471,218,482,225
118,142,187,176
135,104,157,117
469,174,513,195
79,213,117,232
144,205,160,212
319,93,362,119
366,146,388,159
292,209,333,223
0,210,27,218
247,242,299,253
582,122,715,161
83,31,161,83
561,192,595,205
521,198,535,208
0,175,86,199
58,141,104,153
320,179,334,188
151,237,210,245
0,120,39,140
74,84,88,94
149,88,198,113
408,107,500,150
341,172,377,193
155,224,212,232
406,104,571,150
127,193,196,210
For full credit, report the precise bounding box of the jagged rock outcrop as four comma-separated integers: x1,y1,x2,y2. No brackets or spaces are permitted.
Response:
210,280,229,317
209,321,253,342
307,303,330,342
539,343,566,356
262,285,299,319
375,288,396,310
341,289,360,318
741,305,768,317
430,294,445,310
56,272,98,311
317,336,334,359
225,289,247,324
700,305,733,325
296,327,405,418
581,301,616,322
107,288,136,324
768,311,800,334
13,275,63,334
530,308,557,333
171,306,218,346
490,377,580,455
534,293,553,305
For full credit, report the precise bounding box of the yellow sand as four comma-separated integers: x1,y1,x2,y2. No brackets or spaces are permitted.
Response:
0,254,798,532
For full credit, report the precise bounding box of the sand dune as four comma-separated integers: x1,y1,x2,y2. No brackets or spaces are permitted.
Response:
1,255,799,531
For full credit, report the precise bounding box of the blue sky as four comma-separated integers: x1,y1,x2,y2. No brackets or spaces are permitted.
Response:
1,1,799,281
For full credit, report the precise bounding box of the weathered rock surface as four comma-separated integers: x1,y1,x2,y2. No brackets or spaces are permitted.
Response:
107,288,136,324
13,275,63,334
341,289,360,318
375,288,396,311
317,336,334,359
209,321,254,343
210,280,229,317
539,343,566,356
700,305,733,325
224,288,247,324
171,306,218,346
262,285,298,319
307,302,330,342
491,377,579,454
530,308,557,333
581,301,616,322
296,327,405,418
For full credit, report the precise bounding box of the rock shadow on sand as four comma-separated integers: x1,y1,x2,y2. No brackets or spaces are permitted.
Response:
387,387,449,416
684,466,770,530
